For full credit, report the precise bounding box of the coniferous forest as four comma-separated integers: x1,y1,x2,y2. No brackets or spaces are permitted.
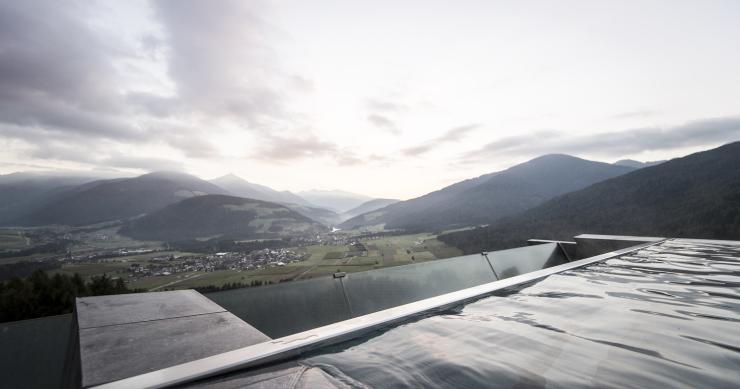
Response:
0,271,132,323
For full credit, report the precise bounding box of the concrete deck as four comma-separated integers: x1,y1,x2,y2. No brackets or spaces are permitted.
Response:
76,290,270,388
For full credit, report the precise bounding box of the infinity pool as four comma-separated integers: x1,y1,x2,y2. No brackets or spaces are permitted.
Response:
300,239,740,388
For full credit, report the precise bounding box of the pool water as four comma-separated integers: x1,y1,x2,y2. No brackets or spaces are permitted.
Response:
301,239,740,388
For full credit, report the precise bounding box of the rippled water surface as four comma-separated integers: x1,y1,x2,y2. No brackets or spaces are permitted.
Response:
302,239,740,388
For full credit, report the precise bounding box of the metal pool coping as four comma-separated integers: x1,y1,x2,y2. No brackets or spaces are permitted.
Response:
93,239,666,389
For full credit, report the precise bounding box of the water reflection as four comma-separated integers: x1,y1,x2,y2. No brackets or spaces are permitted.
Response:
302,239,740,388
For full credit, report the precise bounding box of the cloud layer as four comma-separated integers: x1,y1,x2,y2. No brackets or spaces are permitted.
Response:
462,116,740,163
1,1,739,198
404,124,480,156
0,0,312,171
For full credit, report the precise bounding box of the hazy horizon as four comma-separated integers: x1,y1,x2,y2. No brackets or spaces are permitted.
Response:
0,151,685,201
1,0,739,199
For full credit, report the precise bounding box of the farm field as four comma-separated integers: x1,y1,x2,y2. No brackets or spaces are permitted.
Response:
1,228,464,291
50,251,199,283
123,233,463,291
0,229,28,250
69,226,162,251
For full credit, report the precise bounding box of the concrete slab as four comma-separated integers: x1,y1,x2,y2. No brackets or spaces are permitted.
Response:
75,290,271,387
76,290,224,329
80,312,270,387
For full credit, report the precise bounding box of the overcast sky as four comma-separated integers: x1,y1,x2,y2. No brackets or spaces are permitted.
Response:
1,0,739,199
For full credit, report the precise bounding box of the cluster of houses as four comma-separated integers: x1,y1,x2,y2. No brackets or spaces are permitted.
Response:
127,248,308,279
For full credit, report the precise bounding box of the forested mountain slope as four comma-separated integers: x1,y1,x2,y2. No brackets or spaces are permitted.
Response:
439,142,740,253
342,154,634,232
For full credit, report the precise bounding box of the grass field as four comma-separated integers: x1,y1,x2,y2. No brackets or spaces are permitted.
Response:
49,251,198,286
128,272,201,291
24,232,464,291
50,262,131,278
0,229,28,251
71,226,162,251
119,233,463,291
0,252,50,265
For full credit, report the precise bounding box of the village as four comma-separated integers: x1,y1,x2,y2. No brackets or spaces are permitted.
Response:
126,248,308,279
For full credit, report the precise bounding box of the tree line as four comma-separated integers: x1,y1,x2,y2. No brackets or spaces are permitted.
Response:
0,270,135,323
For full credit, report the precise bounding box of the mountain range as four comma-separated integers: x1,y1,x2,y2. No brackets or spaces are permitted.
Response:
10,171,227,226
2,147,730,246
613,159,666,169
438,142,740,253
297,190,373,213
120,194,327,241
0,169,396,231
342,199,400,221
341,154,634,232
0,172,103,224
210,174,310,206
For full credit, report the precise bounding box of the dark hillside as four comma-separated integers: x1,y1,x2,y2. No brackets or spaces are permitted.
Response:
17,171,226,226
439,142,740,253
120,194,327,241
341,155,634,231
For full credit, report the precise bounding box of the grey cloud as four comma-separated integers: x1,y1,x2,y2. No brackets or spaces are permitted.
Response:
461,116,740,163
365,98,407,135
167,138,218,159
289,75,315,93
101,154,184,172
255,134,338,161
126,93,177,118
254,133,375,167
18,133,183,172
436,124,480,142
151,0,299,126
26,141,99,165
403,144,432,156
367,114,400,135
334,151,364,166
0,1,137,141
403,123,480,156
0,0,313,169
366,99,407,113
0,93,142,140
139,34,163,59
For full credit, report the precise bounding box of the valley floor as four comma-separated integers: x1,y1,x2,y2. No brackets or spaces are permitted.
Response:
0,227,463,292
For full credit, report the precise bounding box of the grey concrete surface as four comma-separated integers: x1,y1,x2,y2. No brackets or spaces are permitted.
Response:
76,290,224,328
76,290,270,387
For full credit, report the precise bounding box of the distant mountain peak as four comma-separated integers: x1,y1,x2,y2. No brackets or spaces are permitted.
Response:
141,170,197,180
9,170,226,226
532,153,578,160
298,189,373,213
216,173,243,181
524,154,606,165
120,194,327,241
210,174,311,208
613,159,666,169
299,189,371,197
340,153,634,231
439,141,740,253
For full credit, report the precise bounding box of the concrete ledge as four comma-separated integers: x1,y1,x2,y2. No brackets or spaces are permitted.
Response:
574,234,664,258
76,290,270,387
76,290,222,329
527,239,578,259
